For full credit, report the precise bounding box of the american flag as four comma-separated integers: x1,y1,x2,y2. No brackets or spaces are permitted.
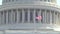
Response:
36,16,42,20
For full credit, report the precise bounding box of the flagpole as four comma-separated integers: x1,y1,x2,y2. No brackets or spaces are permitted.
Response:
34,9,42,33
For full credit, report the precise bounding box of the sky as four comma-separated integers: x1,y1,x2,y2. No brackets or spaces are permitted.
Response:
57,0,60,5
0,0,60,5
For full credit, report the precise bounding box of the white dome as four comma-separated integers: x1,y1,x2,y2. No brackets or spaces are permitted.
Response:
0,0,60,34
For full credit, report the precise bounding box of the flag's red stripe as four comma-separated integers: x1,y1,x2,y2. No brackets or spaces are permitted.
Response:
36,16,42,20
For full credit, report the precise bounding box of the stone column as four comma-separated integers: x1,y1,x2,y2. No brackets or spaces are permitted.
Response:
33,9,36,23
33,9,37,32
28,9,30,23
56,12,59,25
0,12,1,24
53,11,55,24
46,11,48,24
42,11,45,24
50,11,52,24
48,11,50,24
45,10,46,24
11,10,14,24
40,10,41,23
0,12,3,24
17,9,20,23
55,12,56,24
50,11,51,24
22,9,25,23
13,11,16,23
59,14,60,24
13,11,15,23
6,11,8,24
3,11,4,24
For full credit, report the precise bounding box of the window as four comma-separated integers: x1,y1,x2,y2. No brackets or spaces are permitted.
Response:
1,11,3,24
18,9,22,22
20,12,22,22
55,12,57,15
1,11,3,15
30,9,33,22
30,12,33,22
25,12,28,22
41,11,43,23
15,12,17,23
24,9,28,22
4,11,7,24
41,9,45,23
58,13,60,18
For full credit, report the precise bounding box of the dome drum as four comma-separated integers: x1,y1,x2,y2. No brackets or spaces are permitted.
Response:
2,0,56,5
0,8,59,25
